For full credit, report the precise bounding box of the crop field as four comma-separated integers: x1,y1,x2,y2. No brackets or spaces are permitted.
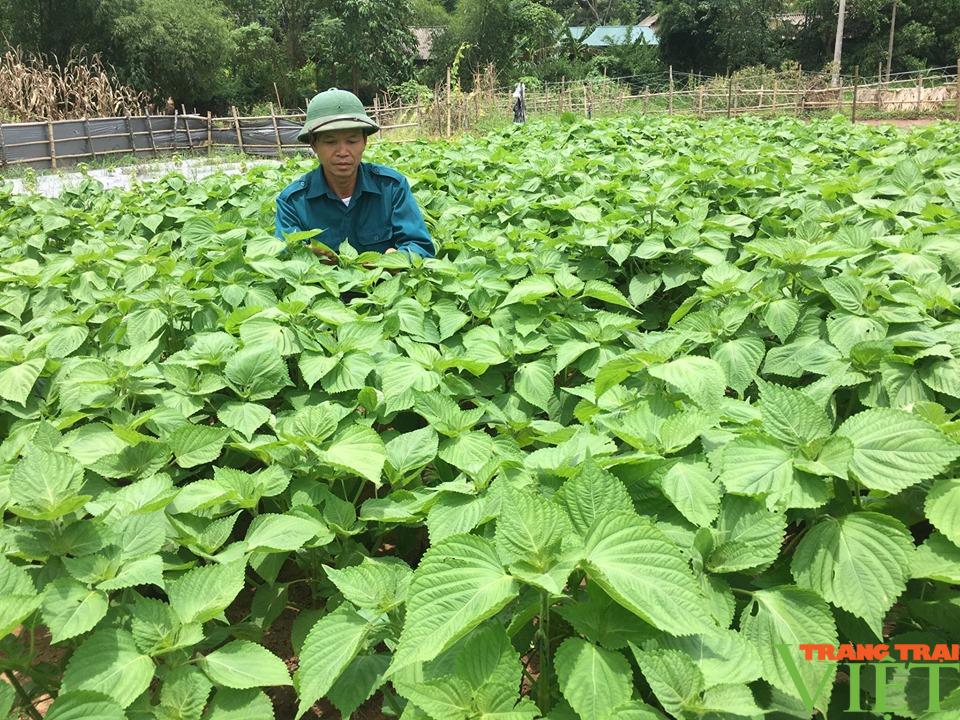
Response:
2,115,960,720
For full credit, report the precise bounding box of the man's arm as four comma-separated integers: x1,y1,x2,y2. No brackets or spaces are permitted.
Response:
274,193,305,239
390,177,435,258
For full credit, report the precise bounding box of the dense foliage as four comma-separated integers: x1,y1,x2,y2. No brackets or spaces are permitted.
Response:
2,115,960,719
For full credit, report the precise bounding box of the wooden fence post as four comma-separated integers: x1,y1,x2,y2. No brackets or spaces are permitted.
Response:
0,123,6,169
183,112,195,152
124,114,136,155
851,65,860,123
917,71,923,113
772,78,779,113
145,113,158,156
445,66,452,137
82,117,96,162
643,86,649,114
270,102,282,155
697,85,704,119
955,59,960,122
726,77,733,118
206,111,213,156
47,120,57,169
668,65,674,115
172,110,179,153
232,106,244,153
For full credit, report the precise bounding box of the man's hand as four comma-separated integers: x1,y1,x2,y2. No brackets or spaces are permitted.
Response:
310,242,338,265
385,247,397,254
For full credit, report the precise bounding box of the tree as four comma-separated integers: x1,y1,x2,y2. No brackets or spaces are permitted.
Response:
656,0,785,74
411,0,451,26
310,0,416,98
109,0,235,105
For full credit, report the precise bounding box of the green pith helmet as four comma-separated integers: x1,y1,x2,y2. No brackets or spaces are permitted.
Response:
297,88,379,143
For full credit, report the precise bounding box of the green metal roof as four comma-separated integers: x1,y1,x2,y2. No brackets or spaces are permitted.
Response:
568,25,659,47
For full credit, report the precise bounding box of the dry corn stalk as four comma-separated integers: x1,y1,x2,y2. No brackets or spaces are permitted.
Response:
0,47,151,122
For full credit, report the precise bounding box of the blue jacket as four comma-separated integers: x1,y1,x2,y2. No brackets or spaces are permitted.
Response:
274,162,434,258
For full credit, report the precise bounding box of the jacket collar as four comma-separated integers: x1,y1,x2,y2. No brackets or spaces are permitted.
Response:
304,162,382,201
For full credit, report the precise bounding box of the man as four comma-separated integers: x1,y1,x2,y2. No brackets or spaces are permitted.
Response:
274,88,434,262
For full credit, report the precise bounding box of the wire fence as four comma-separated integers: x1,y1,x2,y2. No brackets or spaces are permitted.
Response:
2,63,958,171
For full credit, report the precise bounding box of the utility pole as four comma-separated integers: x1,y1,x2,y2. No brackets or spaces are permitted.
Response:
885,0,898,82
832,0,847,87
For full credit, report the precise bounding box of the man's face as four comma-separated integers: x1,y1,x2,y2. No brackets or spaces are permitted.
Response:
311,129,366,181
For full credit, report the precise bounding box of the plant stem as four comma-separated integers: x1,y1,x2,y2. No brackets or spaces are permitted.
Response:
3,671,42,720
537,591,552,714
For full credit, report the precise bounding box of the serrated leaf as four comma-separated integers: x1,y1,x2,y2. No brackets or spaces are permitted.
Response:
718,435,795,508
0,357,45,404
711,336,764,396
324,557,412,611
42,577,109,642
791,512,913,638
204,688,275,720
60,628,154,708
515,359,554,412
660,460,720,527
707,495,786,574
322,424,386,486
385,426,438,480
392,534,519,671
555,638,632,720
167,560,245,624
837,408,960,493
926,478,960,547
245,513,319,552
758,381,832,445
740,587,837,715
217,402,271,441
557,457,634,536
648,356,726,411
327,654,390,719
501,275,556,306
168,424,228,468
10,447,85,518
44,691,126,720
764,299,800,342
631,647,703,717
296,604,373,717
200,641,291,689
581,512,715,635
659,629,763,689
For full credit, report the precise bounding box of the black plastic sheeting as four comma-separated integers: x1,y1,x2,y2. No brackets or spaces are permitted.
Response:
0,115,307,170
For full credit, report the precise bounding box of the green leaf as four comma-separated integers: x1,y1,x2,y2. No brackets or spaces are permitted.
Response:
496,487,569,569
60,628,154,708
758,381,832,445
648,356,726,411
322,424,386,486
439,431,495,477
569,204,602,223
582,279,633,309
764,299,800,342
199,640,291,689
10,448,86,519
392,534,519,671
217,402,271,441
555,638,633,720
718,435,795,509
385,426,438,480
659,630,763,689
204,688,275,720
0,357,45,404
245,513,321,552
660,459,720,527
515,359,555,412
44,691,126,720
711,336,764,396
557,457,634,536
296,605,373,718
224,344,291,400
926,478,960,546
98,555,164,591
837,408,960,493
707,495,786,574
501,275,556,306
158,664,211,720
167,560,245,624
41,577,109,643
168,424,228,468
631,647,703,717
791,512,913,638
581,512,715,635
912,532,960,583
327,655,390,719
324,557,412,611
740,587,837,715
